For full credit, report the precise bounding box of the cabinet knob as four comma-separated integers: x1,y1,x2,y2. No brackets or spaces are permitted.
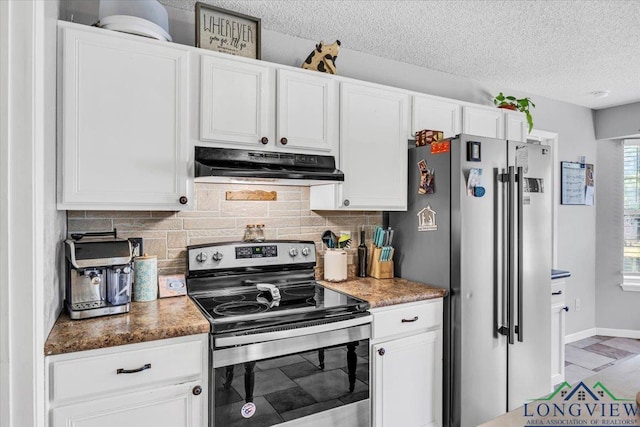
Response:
343,199,350,207
179,196,188,205
192,385,202,396
260,137,269,145
280,137,288,145
563,306,569,312
378,348,385,356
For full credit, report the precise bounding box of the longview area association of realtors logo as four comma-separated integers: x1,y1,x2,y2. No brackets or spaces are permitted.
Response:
522,381,639,426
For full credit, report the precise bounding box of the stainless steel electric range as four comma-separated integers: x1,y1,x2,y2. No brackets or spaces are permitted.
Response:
186,240,372,427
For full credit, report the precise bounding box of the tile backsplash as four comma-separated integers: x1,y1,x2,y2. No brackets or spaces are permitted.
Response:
67,183,383,275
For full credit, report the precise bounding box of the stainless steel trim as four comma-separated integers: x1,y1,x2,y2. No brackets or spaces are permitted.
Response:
214,315,372,348
66,302,130,319
516,166,524,343
277,399,370,427
213,322,371,367
507,166,516,345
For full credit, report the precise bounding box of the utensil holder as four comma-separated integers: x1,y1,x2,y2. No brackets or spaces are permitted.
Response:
367,244,394,279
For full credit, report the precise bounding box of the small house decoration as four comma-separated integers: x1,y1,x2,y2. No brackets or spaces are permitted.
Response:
417,205,437,232
301,40,341,74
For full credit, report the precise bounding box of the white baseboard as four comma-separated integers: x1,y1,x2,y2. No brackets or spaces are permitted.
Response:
565,327,640,343
596,328,640,339
565,328,596,343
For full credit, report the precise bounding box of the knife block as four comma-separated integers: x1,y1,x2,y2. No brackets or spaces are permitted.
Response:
368,244,394,279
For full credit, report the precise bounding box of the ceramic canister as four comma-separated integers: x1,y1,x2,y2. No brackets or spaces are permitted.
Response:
133,254,158,302
323,249,348,282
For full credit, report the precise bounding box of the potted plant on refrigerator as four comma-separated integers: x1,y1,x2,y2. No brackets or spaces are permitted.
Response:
493,92,536,133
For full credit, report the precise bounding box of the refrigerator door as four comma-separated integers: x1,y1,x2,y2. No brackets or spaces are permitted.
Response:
506,142,552,409
451,135,509,427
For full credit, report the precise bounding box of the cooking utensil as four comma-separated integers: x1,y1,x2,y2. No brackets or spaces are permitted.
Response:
321,230,337,249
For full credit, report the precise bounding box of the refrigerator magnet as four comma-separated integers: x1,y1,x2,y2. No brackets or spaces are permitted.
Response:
417,205,437,232
467,141,481,161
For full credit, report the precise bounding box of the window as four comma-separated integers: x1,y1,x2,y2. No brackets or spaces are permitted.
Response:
623,141,640,275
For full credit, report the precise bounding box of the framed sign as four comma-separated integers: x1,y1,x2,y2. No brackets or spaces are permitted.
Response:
195,2,261,59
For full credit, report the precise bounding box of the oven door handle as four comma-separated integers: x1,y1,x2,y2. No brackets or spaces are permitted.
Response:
214,315,372,348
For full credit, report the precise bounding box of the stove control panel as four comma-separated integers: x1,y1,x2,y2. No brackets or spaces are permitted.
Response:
187,241,317,272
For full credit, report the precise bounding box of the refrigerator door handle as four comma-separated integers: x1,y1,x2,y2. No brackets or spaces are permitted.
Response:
497,168,509,337
516,166,524,342
507,166,516,345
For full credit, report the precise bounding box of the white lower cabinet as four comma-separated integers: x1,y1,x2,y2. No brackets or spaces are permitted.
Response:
46,334,208,427
371,299,443,427
550,278,567,386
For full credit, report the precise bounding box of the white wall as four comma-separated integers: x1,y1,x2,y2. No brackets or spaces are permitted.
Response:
61,0,599,336
594,102,640,140
1,1,64,427
594,140,640,330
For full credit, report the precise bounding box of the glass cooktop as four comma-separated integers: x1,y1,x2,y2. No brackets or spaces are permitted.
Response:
190,282,369,335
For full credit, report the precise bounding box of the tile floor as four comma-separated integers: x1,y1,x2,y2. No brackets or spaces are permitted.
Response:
564,335,640,385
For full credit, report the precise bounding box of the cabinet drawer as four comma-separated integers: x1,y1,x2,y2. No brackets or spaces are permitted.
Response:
49,339,205,403
551,280,566,305
372,300,442,341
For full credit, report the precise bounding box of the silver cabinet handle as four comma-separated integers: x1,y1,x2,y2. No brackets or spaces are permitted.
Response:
401,316,419,323
117,363,151,375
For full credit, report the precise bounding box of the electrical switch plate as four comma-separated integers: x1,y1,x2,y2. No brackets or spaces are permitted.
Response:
575,298,581,311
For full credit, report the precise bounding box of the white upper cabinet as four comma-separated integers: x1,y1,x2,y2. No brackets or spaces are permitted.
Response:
58,23,191,210
276,68,338,154
200,55,274,148
311,82,408,211
504,110,528,142
411,94,461,140
200,55,338,156
462,105,505,139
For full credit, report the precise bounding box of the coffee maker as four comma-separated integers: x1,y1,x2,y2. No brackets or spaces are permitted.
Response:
65,229,133,319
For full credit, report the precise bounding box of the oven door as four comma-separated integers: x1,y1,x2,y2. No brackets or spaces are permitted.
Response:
211,322,370,427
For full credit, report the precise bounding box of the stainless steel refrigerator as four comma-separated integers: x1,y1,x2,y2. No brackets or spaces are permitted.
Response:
387,134,552,427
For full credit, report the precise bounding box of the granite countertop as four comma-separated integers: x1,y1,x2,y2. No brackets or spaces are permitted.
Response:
320,277,447,308
44,296,210,356
481,355,640,426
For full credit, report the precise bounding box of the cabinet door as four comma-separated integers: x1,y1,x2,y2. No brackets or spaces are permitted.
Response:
505,111,528,142
340,83,409,210
462,105,505,139
551,302,567,386
51,381,203,427
412,95,461,139
200,55,274,147
373,331,442,427
59,26,190,210
276,69,338,155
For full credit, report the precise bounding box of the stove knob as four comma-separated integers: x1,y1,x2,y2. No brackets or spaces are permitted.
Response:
289,247,299,258
212,251,223,262
195,252,208,263
301,247,310,257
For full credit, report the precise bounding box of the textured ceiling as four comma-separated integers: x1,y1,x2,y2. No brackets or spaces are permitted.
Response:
161,0,640,110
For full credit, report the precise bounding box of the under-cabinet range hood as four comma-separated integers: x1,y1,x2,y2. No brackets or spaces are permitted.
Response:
194,146,344,186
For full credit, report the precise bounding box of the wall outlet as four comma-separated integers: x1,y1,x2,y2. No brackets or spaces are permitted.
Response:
575,298,581,311
128,237,143,257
